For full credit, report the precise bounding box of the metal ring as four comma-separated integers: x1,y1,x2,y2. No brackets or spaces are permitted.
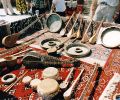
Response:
1,73,17,84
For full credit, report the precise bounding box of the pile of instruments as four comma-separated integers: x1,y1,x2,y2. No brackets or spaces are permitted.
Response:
0,12,120,100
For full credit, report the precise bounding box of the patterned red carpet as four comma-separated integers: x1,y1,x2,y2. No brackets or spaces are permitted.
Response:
0,30,119,99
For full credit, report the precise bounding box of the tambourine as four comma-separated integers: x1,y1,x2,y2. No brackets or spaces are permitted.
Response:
46,13,63,32
101,26,120,48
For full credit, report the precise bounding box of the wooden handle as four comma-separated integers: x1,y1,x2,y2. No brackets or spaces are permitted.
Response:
89,18,104,44
63,68,84,100
60,12,75,36
81,19,93,43
64,12,75,29
67,12,81,37
60,67,74,90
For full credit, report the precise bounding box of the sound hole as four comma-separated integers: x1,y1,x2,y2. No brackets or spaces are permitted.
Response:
75,48,82,53
48,41,56,46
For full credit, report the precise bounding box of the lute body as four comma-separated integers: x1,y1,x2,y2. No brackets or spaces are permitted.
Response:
2,15,44,48
22,51,80,68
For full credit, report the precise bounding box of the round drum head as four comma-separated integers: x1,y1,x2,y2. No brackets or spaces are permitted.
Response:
46,13,62,33
65,43,91,58
101,26,120,48
40,38,61,50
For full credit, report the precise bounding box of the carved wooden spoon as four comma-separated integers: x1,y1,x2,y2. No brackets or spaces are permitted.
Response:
60,67,74,90
63,68,84,100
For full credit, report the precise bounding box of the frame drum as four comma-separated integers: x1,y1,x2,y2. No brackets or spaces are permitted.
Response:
101,26,120,48
46,13,63,33
37,78,59,100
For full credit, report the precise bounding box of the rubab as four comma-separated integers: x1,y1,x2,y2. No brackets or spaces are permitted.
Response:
67,12,81,37
76,14,83,39
70,15,83,43
81,19,93,43
60,12,75,36
89,18,104,44
2,14,45,48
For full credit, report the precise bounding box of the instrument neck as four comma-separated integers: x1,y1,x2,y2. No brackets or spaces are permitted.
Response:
18,15,44,36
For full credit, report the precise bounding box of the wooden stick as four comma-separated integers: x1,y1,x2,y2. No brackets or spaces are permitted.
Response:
0,40,35,58
65,12,75,30
78,63,100,100
76,14,83,39
81,19,93,43
60,67,74,90
67,12,81,37
63,68,84,100
89,18,104,44
12,48,32,56
4,70,28,92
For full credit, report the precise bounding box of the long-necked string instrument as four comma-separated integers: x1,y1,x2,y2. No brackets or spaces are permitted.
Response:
63,68,84,100
22,51,79,68
89,18,104,44
0,40,34,58
4,70,28,92
47,33,76,54
57,15,84,54
69,20,83,44
81,19,93,43
78,63,100,100
74,14,83,40
67,12,81,37
60,12,75,36
2,14,45,48
0,29,49,58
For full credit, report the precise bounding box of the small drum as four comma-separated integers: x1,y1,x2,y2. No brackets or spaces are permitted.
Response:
101,26,120,48
37,78,59,100
46,13,63,33
30,79,41,90
42,67,59,80
22,76,32,85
